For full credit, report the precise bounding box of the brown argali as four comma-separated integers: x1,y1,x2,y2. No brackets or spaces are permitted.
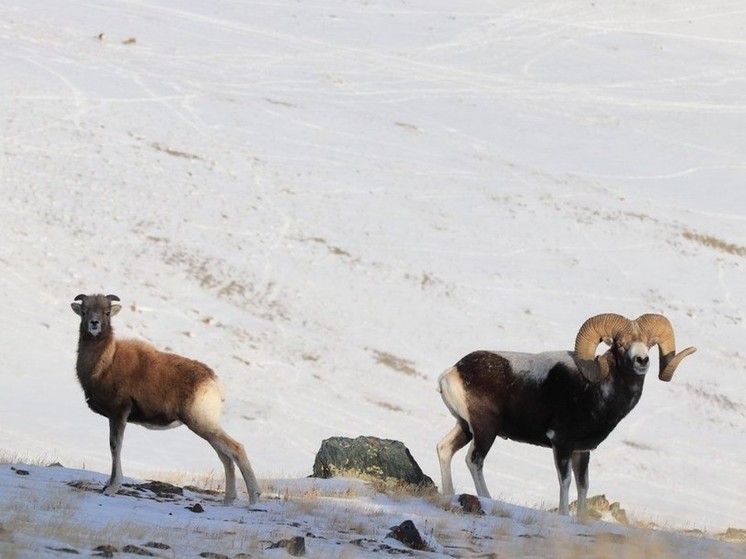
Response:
71,293,260,505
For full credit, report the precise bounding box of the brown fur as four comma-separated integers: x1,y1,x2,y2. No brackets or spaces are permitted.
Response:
77,334,216,426
71,293,260,505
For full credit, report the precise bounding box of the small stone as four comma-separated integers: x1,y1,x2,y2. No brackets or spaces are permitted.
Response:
187,503,205,513
458,494,485,515
610,501,628,524
122,544,154,556
267,536,306,556
137,480,183,497
386,520,429,551
144,542,171,550
11,467,30,476
92,544,117,558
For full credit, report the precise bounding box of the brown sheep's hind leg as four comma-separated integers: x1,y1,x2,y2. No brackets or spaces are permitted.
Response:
185,383,260,505
207,430,260,505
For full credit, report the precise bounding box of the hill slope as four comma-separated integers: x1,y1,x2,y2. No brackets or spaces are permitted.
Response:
1,0,744,534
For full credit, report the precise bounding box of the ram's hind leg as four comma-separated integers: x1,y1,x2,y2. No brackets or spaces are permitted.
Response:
465,421,498,498
437,422,471,496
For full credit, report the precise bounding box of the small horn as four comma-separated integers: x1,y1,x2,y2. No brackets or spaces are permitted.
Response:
574,313,632,381
105,294,121,302
634,314,696,381
74,294,87,302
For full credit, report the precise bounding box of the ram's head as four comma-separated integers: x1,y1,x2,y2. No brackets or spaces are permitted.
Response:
574,313,696,382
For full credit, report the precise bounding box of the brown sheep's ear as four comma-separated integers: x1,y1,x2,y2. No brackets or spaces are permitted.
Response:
71,303,83,316
111,304,122,316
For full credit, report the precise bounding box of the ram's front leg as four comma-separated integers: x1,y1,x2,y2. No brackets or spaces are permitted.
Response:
552,445,573,516
104,412,128,495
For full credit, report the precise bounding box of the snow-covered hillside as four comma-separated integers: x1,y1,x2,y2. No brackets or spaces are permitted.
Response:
2,462,744,558
1,0,744,538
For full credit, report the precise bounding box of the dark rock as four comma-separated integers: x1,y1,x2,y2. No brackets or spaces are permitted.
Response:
184,485,221,496
11,467,30,476
135,480,183,497
199,553,231,559
122,544,154,556
457,494,485,515
311,436,434,487
92,544,117,557
386,520,429,551
267,536,306,556
46,547,79,554
144,541,171,550
67,480,99,493
187,503,205,513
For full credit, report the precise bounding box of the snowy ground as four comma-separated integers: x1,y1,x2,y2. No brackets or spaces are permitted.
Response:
1,461,744,558
1,0,745,555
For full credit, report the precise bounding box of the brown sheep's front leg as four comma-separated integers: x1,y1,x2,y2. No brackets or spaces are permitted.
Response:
104,411,128,495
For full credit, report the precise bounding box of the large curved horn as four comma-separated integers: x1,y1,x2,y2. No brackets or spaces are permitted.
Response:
105,294,120,302
634,314,696,382
574,314,632,381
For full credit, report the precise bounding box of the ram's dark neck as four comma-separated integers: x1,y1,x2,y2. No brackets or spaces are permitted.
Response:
599,370,646,423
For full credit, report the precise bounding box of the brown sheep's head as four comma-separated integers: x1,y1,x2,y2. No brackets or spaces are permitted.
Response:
573,313,697,382
71,293,121,338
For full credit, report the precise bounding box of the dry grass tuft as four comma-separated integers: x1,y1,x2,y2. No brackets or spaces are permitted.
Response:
363,475,438,501
370,349,425,379
0,452,60,467
367,399,405,413
718,527,746,542
682,230,746,256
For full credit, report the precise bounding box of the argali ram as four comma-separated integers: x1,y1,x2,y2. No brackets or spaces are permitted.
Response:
71,293,260,505
436,313,696,517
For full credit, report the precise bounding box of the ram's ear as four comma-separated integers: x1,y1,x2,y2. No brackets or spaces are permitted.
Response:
111,304,122,316
601,336,614,346
71,303,83,316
